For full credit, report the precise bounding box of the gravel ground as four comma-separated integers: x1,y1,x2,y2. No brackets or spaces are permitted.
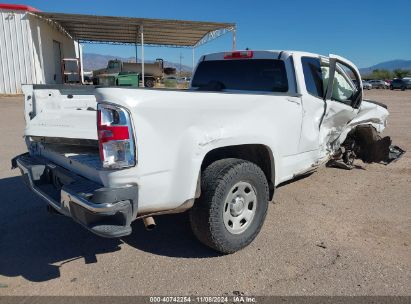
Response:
0,90,410,296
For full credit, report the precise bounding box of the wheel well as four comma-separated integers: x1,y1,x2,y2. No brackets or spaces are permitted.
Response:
201,144,275,200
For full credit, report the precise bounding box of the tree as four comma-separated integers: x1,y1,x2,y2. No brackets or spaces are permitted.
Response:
368,69,393,80
393,69,411,79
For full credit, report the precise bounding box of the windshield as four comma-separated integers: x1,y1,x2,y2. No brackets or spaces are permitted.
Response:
108,61,121,69
191,59,288,92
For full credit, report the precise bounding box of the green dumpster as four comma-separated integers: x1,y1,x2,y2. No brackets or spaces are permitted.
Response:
116,72,140,86
96,72,140,87
97,74,116,86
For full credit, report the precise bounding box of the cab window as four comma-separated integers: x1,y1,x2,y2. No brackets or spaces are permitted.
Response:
331,63,359,106
301,57,324,98
320,60,361,107
191,59,288,92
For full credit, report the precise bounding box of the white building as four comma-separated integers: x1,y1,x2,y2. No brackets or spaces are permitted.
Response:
0,4,80,94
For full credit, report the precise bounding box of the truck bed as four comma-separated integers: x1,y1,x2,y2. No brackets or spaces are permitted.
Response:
36,143,102,184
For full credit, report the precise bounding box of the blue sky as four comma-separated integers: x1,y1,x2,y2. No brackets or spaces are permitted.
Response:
5,0,411,68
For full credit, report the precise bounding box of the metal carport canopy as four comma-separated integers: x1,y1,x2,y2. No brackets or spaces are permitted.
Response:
34,11,236,86
34,11,236,48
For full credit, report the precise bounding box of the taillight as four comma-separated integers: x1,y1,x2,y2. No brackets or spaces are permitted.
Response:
97,103,136,169
224,50,253,59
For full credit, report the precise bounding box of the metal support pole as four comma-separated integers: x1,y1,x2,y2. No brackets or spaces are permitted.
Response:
76,39,84,84
140,25,145,87
192,47,195,74
232,28,236,50
135,34,138,63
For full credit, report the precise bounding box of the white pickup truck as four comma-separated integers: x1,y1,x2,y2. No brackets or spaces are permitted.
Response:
12,50,404,253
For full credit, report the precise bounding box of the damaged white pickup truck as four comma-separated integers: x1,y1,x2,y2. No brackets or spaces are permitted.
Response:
12,50,404,253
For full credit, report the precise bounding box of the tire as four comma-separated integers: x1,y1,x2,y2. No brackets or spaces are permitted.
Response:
401,87,406,91
190,158,269,254
390,86,393,90
144,78,155,88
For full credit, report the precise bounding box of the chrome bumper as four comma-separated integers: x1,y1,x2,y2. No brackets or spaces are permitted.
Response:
12,153,138,238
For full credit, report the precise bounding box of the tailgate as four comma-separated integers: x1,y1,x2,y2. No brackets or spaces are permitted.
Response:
23,84,98,140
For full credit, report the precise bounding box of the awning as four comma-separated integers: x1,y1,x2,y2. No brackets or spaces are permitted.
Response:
34,12,236,48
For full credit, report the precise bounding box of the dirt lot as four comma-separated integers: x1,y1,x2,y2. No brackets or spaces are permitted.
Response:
0,90,410,296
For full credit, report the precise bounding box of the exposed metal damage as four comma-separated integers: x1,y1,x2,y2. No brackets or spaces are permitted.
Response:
327,125,405,170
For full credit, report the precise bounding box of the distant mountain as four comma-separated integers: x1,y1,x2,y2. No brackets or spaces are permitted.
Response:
83,53,192,72
359,60,411,76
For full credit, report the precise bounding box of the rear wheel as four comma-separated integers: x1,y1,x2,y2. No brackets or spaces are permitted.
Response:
402,86,406,91
144,78,155,88
190,158,269,254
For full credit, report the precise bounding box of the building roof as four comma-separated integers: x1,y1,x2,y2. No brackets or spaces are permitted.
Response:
34,11,236,48
0,3,39,12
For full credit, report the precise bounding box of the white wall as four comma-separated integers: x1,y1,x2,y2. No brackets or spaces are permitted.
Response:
33,14,77,84
0,10,38,94
0,9,77,94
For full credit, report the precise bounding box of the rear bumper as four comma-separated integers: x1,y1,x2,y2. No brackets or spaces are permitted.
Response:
12,153,138,238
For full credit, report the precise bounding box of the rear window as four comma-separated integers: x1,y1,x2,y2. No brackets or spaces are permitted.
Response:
191,59,288,92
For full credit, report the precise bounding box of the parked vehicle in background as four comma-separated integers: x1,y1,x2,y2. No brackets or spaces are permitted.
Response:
12,50,404,254
353,79,371,90
178,77,191,84
93,59,176,88
362,80,372,90
368,79,389,89
83,75,94,85
390,78,411,90
163,75,178,88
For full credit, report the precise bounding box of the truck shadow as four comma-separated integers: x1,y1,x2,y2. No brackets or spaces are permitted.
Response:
0,176,217,283
276,171,314,187
123,213,219,259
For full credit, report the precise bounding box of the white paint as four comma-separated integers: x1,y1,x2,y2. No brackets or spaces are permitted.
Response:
21,51,389,214
140,25,144,87
0,9,77,94
22,84,97,139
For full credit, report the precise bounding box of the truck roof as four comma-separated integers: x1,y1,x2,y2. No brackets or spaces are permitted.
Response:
201,50,325,61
